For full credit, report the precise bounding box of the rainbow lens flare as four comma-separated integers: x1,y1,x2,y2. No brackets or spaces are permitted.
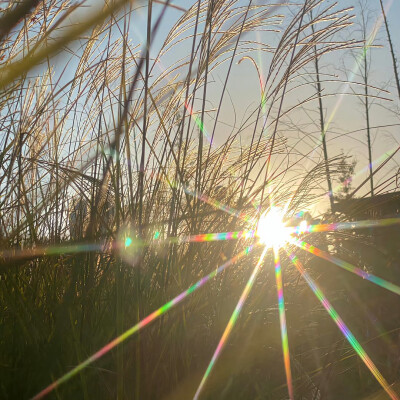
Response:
193,247,268,400
274,247,293,399
292,217,400,234
32,246,254,400
286,251,399,400
292,238,400,296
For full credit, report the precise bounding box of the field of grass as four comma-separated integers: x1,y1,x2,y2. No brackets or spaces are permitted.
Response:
1,1,400,399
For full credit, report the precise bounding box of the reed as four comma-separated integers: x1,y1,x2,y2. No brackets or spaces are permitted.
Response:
0,1,399,399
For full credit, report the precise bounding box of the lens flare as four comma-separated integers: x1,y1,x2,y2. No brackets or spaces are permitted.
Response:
256,207,290,248
32,246,254,400
273,247,294,400
292,238,400,296
193,247,268,400
291,217,400,235
286,251,399,400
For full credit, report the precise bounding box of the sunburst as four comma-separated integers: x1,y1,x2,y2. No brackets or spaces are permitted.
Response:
29,186,400,400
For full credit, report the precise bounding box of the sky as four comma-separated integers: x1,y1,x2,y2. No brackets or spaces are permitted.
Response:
154,0,400,202
57,0,400,213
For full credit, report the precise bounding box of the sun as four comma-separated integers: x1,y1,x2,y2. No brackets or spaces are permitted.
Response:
256,207,291,248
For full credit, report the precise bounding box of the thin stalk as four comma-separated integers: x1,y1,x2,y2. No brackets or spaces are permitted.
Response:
311,13,334,211
379,0,400,100
137,3,153,398
363,30,374,196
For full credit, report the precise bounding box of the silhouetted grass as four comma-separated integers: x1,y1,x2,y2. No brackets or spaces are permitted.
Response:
0,1,399,399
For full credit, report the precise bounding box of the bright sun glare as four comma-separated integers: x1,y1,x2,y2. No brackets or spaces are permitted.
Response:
256,207,290,248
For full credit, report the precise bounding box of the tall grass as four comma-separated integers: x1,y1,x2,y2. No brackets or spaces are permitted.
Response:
0,1,399,399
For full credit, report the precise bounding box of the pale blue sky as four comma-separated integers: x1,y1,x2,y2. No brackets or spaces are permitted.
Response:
154,0,400,207
60,0,400,212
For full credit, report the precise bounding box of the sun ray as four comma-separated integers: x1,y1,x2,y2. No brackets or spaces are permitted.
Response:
149,174,255,224
181,230,255,243
181,185,253,223
291,216,400,234
291,238,400,296
0,242,104,262
273,247,294,400
193,247,268,400
31,246,254,400
285,251,399,400
2,228,257,262
129,229,256,247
